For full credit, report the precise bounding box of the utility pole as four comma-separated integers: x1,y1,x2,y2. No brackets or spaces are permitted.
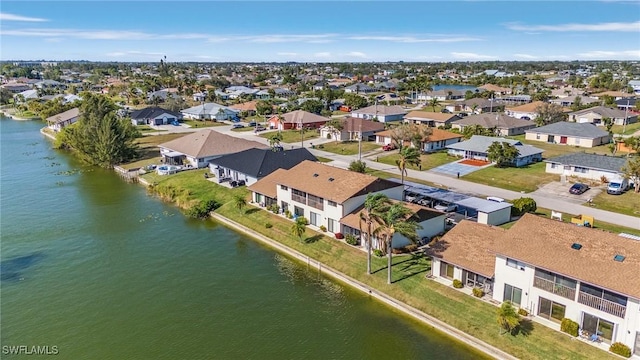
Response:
358,122,362,160
299,118,304,148
623,99,629,135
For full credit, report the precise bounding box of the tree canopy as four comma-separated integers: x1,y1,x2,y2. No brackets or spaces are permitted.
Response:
487,141,520,168
534,103,565,127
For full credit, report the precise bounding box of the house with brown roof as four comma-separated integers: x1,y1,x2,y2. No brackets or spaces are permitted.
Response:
505,101,547,120
267,110,329,130
158,129,267,168
46,108,80,132
247,160,404,235
446,98,504,114
403,111,461,127
450,113,536,136
374,127,463,153
319,117,384,141
479,84,511,95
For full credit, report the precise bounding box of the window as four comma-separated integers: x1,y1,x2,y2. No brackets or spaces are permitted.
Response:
327,200,337,207
280,185,288,191
440,262,454,279
255,194,263,204
293,206,304,217
574,166,589,174
309,212,320,226
280,201,289,213
536,133,541,140
465,271,490,289
291,189,307,204
506,258,525,270
327,218,337,233
503,284,522,305
538,297,566,323
307,194,324,210
582,313,615,344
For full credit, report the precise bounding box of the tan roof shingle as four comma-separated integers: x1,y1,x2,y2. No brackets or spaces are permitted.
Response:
46,107,80,124
159,129,267,158
247,168,288,199
404,110,459,122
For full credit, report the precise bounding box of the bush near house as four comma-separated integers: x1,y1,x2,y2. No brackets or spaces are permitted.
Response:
560,318,579,337
472,287,484,298
609,342,632,358
265,222,273,229
518,308,529,316
345,234,358,245
186,199,221,219
453,279,463,288
373,249,384,257
511,197,537,217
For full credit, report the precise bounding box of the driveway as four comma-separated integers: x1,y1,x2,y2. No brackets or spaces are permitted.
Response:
429,160,491,177
532,181,602,204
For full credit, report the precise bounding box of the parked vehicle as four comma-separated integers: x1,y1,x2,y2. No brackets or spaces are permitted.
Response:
248,121,257,127
339,105,352,112
171,120,181,126
607,177,629,195
569,183,590,195
232,124,245,129
255,125,266,131
434,203,457,212
382,143,397,151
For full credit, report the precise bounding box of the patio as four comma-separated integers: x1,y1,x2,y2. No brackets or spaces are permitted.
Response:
430,159,493,177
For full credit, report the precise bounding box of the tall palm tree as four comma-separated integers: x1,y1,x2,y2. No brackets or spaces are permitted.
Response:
291,217,307,243
395,146,421,186
233,193,247,214
429,97,441,112
358,193,392,275
373,203,420,284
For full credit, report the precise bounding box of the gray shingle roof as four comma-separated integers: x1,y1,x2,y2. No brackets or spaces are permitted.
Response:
527,122,609,139
452,113,533,130
446,135,543,157
208,148,317,178
543,153,628,173
568,106,628,119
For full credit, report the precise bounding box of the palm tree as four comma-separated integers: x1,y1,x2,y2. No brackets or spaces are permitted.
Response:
291,217,307,242
233,193,247,214
395,146,421,186
358,193,392,274
429,97,441,112
373,203,420,284
268,132,283,150
496,301,520,335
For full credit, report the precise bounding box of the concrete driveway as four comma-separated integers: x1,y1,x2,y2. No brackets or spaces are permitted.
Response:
430,160,491,177
532,181,603,204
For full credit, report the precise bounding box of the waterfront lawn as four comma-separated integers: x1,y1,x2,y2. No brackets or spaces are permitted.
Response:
377,151,457,171
318,141,380,155
462,162,558,193
213,203,615,360
131,133,190,166
259,129,319,144
590,191,640,218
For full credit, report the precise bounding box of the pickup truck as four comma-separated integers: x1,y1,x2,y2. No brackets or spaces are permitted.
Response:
382,143,397,151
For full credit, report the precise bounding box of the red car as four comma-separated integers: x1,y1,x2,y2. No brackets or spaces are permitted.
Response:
382,143,397,151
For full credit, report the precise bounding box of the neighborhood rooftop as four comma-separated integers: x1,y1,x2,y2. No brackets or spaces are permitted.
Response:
544,152,629,173
529,122,610,138
446,135,543,157
45,107,80,124
208,148,317,179
452,113,532,129
159,129,267,158
130,107,181,120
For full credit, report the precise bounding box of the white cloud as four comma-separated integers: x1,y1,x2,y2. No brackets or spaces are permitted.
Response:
345,51,368,59
208,34,336,43
513,53,538,59
506,21,640,32
347,35,481,43
0,12,48,22
451,52,497,60
577,50,640,59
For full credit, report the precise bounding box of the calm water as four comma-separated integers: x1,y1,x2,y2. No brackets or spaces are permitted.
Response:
0,118,489,359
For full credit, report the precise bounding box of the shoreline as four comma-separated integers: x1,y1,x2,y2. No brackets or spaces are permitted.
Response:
2,110,40,121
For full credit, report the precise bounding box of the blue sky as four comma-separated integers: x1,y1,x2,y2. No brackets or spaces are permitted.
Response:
1,1,639,62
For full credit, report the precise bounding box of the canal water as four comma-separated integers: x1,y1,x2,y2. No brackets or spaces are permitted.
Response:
0,117,489,359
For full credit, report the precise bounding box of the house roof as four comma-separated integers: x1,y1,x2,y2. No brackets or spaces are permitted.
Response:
352,105,407,116
404,111,460,122
426,128,464,142
426,220,506,278
181,103,239,116
340,200,445,231
270,110,329,125
246,168,288,199
229,100,258,112
459,98,501,108
452,113,535,130
446,135,543,157
592,91,630,98
159,129,267,158
46,107,80,124
506,101,547,113
494,214,640,299
479,84,510,93
544,153,628,173
568,106,630,119
527,122,609,139
130,107,181,120
324,117,385,133
209,148,317,179
265,160,402,203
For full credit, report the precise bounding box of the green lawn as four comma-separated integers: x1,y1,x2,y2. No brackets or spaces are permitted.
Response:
183,120,226,128
611,121,640,136
462,162,559,193
377,151,459,171
259,129,319,144
316,156,333,163
591,190,640,218
231,126,256,132
509,135,612,159
15,110,38,119
137,125,166,133
318,141,380,155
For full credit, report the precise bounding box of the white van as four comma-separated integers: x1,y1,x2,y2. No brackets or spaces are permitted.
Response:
486,196,506,203
607,177,629,195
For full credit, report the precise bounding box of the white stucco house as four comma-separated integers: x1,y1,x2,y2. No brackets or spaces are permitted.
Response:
46,107,80,132
180,103,240,121
544,153,629,182
351,105,407,123
446,135,543,167
525,122,610,148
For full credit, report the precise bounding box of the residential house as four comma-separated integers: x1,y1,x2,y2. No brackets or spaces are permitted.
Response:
1,82,31,93
525,122,610,148
35,80,66,90
629,80,640,95
591,91,630,101
447,98,504,114
451,113,536,136
247,160,404,234
492,214,640,352
351,105,407,123
550,96,599,108
147,89,180,103
505,101,548,120
208,148,317,186
181,103,240,121
479,84,511,95
423,89,465,101
273,88,296,99
340,201,446,250
319,117,384,141
568,106,637,126
46,107,80,132
403,111,461,127
551,87,585,99
267,110,329,130
344,83,376,94
158,129,267,168
229,100,261,116
615,98,637,112
14,89,39,101
374,127,464,153
543,153,628,182
446,135,543,167
130,107,182,126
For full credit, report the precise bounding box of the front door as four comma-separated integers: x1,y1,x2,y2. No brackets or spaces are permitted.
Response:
548,135,555,143
560,136,568,144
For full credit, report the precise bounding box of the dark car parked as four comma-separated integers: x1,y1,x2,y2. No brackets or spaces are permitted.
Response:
569,183,590,195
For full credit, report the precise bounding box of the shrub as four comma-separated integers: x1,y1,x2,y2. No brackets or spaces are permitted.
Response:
472,287,484,298
518,308,529,316
511,197,537,217
264,222,273,229
345,234,358,245
609,342,631,358
285,210,292,219
452,279,463,288
267,204,280,214
348,160,367,173
186,199,221,219
405,244,418,252
600,175,609,184
373,249,384,257
560,318,579,337
319,225,327,232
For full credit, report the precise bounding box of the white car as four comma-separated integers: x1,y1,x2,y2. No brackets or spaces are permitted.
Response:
434,203,457,212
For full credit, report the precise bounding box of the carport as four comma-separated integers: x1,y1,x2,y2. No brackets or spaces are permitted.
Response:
454,197,512,226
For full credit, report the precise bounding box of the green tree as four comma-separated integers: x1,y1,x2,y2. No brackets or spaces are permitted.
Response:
291,217,307,242
324,118,344,141
359,193,391,275
343,93,368,109
268,132,283,150
256,100,273,116
511,197,537,216
534,103,565,127
487,141,520,168
395,146,421,185
56,93,139,168
496,301,520,335
301,99,324,114
621,157,640,193
622,136,640,155
233,193,247,214
429,97,441,112
462,124,495,139
602,117,614,141
348,160,367,173
373,203,420,284
570,96,583,111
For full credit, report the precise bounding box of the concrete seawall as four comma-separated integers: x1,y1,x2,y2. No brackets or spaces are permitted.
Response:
210,213,518,360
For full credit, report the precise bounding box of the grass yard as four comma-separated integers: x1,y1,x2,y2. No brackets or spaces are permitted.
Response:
316,156,333,163
318,141,380,155
462,162,559,193
230,126,256,132
611,121,640,136
183,120,226,128
510,135,612,159
127,133,191,167
377,151,459,171
137,125,166,133
590,190,640,218
259,129,319,144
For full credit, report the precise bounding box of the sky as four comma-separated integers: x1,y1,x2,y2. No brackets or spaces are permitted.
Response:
1,1,639,62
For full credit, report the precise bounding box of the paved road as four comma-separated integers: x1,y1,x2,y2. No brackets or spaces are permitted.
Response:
206,126,640,231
